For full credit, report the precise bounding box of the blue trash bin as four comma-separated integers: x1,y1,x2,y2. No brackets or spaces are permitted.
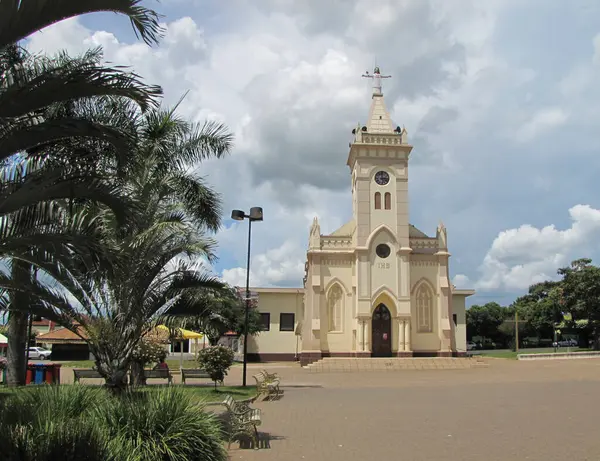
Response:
34,365,45,384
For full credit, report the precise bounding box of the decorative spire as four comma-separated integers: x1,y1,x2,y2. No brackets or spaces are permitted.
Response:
362,66,392,96
309,216,321,250
436,221,448,250
310,216,320,236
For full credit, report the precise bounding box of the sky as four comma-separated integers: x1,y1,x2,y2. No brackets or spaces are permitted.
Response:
24,0,600,307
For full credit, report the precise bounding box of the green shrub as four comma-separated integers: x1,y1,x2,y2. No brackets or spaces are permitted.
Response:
130,337,169,386
197,345,235,388
132,336,169,366
96,386,227,461
0,386,108,461
0,386,227,461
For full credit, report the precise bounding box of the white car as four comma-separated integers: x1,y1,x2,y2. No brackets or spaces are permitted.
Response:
27,347,52,360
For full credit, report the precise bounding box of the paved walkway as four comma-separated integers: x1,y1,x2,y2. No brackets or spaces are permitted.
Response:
229,359,600,461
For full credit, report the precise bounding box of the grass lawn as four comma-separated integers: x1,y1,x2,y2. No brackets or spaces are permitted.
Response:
158,385,256,403
481,347,591,359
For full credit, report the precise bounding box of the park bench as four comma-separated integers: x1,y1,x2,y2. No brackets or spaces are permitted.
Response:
143,369,173,385
222,394,254,414
253,372,282,400
180,368,211,384
73,368,103,383
260,369,280,382
221,394,261,448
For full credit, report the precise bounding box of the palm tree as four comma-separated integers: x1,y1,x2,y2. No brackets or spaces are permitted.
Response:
0,0,163,386
1,103,234,390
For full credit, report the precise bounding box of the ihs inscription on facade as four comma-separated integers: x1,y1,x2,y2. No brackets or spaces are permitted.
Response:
376,262,391,269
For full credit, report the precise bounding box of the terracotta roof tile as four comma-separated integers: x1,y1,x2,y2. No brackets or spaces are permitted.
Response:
37,326,87,343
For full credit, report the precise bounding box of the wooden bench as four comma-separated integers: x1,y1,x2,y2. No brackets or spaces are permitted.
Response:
181,368,211,384
221,394,261,448
143,369,173,384
73,368,103,383
253,373,282,400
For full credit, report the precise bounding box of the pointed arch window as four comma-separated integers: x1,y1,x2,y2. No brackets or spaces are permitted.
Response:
374,192,381,209
384,192,391,210
416,283,434,333
327,284,344,332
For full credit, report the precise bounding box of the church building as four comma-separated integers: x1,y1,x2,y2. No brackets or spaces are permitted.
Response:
245,67,474,364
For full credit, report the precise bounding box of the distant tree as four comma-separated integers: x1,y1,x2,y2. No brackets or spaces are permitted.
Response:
558,258,600,349
498,320,526,350
466,302,506,342
512,281,564,339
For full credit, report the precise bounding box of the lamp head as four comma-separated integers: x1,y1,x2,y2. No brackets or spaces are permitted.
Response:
249,207,263,221
231,210,246,221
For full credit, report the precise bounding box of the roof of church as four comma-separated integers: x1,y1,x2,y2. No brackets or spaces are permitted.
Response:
329,219,356,236
409,224,430,238
326,221,429,238
366,94,396,133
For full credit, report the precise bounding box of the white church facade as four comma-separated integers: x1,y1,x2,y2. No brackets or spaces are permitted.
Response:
245,67,474,364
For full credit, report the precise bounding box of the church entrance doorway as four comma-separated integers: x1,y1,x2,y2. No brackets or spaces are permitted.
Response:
371,304,392,357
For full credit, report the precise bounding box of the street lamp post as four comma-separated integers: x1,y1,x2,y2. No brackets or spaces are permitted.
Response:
231,207,263,387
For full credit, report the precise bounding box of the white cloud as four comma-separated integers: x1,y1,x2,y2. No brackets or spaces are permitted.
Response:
473,205,600,291
221,240,305,287
593,33,600,64
516,107,569,142
452,274,472,289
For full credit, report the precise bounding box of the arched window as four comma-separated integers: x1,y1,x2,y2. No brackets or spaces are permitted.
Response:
327,284,344,332
416,283,434,333
374,192,381,209
384,192,391,210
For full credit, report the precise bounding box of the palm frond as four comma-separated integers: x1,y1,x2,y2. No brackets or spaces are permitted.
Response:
146,270,226,318
0,0,163,49
0,169,132,226
0,54,162,118
182,120,234,161
27,95,142,174
0,117,133,163
164,171,222,232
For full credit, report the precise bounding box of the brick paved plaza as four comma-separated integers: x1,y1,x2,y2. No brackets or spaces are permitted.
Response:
228,359,600,461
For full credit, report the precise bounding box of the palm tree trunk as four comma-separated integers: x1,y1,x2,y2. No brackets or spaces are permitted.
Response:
6,311,28,386
6,260,32,386
130,361,147,386
91,348,131,394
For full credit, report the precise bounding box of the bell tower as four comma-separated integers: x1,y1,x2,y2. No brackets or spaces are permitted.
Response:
347,66,413,249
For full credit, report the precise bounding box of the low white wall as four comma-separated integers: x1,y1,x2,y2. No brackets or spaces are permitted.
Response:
518,351,600,361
